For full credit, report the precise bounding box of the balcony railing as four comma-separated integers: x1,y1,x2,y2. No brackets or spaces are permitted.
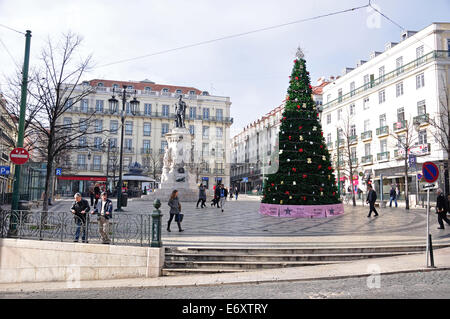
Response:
322,50,449,111
377,151,390,162
123,147,134,154
413,113,429,126
393,120,407,132
394,149,405,159
361,131,372,141
141,148,153,154
376,126,389,137
326,142,333,149
351,158,358,166
335,139,345,148
361,155,373,165
76,163,88,170
349,135,358,145
90,164,103,172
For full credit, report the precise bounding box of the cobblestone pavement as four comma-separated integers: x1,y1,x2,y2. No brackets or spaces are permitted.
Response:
2,270,449,299
47,197,450,244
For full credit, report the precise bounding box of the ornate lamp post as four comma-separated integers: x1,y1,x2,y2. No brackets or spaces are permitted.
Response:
109,85,139,211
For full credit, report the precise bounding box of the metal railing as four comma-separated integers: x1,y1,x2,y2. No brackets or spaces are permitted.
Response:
393,120,407,132
322,50,450,111
361,155,373,164
0,210,159,247
413,113,429,126
377,151,390,161
361,131,372,140
376,126,389,136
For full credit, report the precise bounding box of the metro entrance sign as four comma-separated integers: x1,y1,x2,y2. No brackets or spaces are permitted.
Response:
422,161,439,183
9,147,30,165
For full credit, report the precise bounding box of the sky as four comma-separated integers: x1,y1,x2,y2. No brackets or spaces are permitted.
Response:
0,0,449,137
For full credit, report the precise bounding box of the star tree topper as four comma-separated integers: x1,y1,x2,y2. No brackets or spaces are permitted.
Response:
295,46,305,60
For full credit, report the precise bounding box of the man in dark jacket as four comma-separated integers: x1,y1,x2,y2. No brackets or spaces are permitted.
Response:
196,184,206,209
71,193,90,242
366,185,379,217
389,186,397,208
91,192,113,244
436,188,450,229
213,184,221,208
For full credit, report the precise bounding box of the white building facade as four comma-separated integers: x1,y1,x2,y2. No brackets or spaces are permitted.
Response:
57,79,232,195
320,22,450,202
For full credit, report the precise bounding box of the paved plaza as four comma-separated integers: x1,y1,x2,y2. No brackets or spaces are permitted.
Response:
45,196,450,248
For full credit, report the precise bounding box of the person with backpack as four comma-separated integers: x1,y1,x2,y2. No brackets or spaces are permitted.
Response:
366,184,379,217
389,186,398,208
436,188,450,229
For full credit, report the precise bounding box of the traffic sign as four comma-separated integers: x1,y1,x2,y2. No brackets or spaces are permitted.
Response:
0,166,10,175
422,183,438,190
422,162,439,183
9,147,30,165
417,173,423,180
55,168,62,176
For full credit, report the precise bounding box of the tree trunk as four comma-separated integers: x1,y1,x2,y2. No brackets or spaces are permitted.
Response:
404,155,409,210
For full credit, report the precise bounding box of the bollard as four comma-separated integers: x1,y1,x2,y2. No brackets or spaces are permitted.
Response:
151,199,163,247
428,234,435,268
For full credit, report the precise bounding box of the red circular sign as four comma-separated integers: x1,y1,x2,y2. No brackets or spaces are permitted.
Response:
422,161,439,183
10,147,30,165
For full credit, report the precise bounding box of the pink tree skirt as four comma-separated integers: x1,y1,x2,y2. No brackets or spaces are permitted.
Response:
259,202,344,218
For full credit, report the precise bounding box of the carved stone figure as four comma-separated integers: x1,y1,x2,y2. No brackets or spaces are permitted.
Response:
175,95,187,128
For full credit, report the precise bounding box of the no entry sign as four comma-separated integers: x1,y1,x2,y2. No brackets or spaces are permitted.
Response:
422,161,439,183
10,147,30,165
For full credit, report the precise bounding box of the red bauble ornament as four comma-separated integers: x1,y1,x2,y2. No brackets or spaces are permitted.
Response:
285,191,290,195
303,174,307,179
297,105,300,109
320,145,323,149
299,148,303,153
299,126,303,130
289,136,292,140
271,183,274,187
295,76,298,80
302,196,307,201
333,192,336,196
328,166,332,170
318,165,322,169
294,59,298,63
292,168,297,172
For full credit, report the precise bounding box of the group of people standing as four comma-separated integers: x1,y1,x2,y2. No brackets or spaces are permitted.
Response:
196,184,239,212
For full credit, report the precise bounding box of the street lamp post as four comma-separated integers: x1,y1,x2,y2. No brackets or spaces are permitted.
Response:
109,85,139,212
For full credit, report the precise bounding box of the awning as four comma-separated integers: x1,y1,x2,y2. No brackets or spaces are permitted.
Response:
58,176,106,181
122,175,156,182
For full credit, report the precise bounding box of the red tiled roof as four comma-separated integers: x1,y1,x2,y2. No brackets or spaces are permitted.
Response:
89,79,203,95
311,81,330,95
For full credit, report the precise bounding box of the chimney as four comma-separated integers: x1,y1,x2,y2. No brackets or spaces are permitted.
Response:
330,76,335,80
369,51,382,60
385,42,398,51
356,60,367,67
401,30,418,41
342,67,354,75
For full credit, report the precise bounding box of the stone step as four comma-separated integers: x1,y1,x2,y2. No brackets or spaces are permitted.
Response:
164,251,420,262
164,260,347,270
161,268,248,276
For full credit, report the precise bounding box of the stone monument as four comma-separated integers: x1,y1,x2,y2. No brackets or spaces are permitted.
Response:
141,96,199,202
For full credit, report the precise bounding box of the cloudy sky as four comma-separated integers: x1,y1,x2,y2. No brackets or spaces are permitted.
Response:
0,0,449,136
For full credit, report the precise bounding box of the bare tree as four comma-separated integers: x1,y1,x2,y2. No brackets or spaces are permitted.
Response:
337,111,361,206
22,32,98,212
389,118,419,210
142,150,163,181
428,76,450,194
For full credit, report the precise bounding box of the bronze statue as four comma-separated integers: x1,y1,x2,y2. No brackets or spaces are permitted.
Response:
175,95,187,128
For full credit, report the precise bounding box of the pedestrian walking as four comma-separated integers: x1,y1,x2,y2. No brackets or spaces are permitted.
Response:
389,186,398,208
196,184,206,209
91,191,113,244
89,183,95,206
213,184,221,208
235,187,239,200
357,187,362,200
435,188,450,230
71,193,90,242
229,187,233,200
219,184,228,212
167,190,184,232
94,184,101,206
366,185,379,217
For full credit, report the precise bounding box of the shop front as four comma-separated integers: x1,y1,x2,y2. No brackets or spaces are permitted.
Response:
57,175,107,197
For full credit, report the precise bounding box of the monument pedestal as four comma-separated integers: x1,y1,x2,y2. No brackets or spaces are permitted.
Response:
141,127,199,202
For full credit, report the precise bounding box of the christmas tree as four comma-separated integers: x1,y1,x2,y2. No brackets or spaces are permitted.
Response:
262,48,340,206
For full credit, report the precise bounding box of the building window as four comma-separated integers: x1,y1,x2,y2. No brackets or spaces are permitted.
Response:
216,109,223,121
416,73,425,89
378,90,386,104
77,154,86,165
93,155,101,169
379,114,386,127
216,127,223,138
418,130,427,145
125,121,133,135
94,119,103,133
379,66,385,82
94,137,102,149
363,97,369,110
416,45,424,65
161,123,169,136
326,94,331,103
364,143,371,156
125,139,133,151
363,74,370,90
202,126,209,138
144,103,152,115
143,140,151,151
397,107,405,122
351,147,357,161
143,122,151,136
95,100,104,112
63,117,72,130
79,119,87,132
189,125,195,135
189,107,197,119
110,120,118,134
364,119,370,132
417,100,426,115
203,108,210,120
202,143,209,156
145,87,151,92
337,109,342,120
350,124,356,137
80,99,89,112
326,133,332,144
162,105,169,117
349,103,355,116
109,138,117,148
337,89,343,103
79,137,87,147
396,82,404,97
326,114,331,124
349,82,355,96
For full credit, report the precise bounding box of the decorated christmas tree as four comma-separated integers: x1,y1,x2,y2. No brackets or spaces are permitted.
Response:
262,48,340,206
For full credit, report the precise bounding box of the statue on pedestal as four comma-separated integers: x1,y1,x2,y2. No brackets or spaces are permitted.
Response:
175,95,187,128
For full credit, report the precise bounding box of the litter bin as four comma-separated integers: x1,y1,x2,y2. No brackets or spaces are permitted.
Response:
121,193,128,207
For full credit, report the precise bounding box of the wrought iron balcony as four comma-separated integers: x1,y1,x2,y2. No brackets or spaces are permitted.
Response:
393,120,407,132
361,131,372,141
376,126,389,137
326,142,333,149
361,155,373,165
413,113,429,126
76,163,88,170
377,151,390,162
335,139,345,148
349,135,358,145
90,164,103,172
141,148,153,154
351,158,358,166
123,147,135,154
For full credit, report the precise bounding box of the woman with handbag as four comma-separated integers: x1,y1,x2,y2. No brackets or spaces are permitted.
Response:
167,190,184,232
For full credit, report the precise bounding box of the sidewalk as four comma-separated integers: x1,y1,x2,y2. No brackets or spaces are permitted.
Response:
1,247,449,293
